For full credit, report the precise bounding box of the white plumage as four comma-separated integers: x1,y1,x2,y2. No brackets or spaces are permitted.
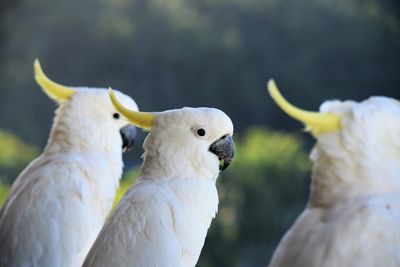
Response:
268,86,400,267
0,61,138,267
83,103,234,267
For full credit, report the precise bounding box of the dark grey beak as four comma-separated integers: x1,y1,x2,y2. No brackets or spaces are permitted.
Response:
209,134,235,171
120,125,137,153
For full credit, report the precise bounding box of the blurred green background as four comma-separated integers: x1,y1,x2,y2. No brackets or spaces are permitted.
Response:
0,0,399,266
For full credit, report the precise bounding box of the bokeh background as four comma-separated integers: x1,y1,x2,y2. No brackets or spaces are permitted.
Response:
0,0,399,266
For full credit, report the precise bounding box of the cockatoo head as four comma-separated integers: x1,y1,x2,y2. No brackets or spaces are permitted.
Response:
34,60,138,155
268,80,400,207
108,89,235,179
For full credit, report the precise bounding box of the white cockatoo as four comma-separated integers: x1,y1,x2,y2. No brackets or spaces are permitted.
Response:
0,60,138,267
266,80,400,267
82,89,235,267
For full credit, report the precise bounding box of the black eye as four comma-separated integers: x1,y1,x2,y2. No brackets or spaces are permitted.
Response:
113,113,120,120
197,128,206,137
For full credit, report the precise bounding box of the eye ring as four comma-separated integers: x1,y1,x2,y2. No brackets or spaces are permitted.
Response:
197,128,206,137
113,113,121,120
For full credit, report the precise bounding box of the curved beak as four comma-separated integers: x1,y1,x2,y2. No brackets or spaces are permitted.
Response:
209,135,235,171
120,125,137,153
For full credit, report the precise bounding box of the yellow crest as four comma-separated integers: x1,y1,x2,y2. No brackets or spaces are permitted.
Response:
267,79,340,136
34,59,75,103
109,88,155,130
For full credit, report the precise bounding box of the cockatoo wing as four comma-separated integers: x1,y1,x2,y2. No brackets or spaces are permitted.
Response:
0,155,103,267
268,194,400,267
83,182,182,267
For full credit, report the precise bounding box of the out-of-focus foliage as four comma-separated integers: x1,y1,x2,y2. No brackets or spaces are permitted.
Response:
0,129,38,206
0,130,39,184
0,183,10,207
113,167,139,208
200,127,310,267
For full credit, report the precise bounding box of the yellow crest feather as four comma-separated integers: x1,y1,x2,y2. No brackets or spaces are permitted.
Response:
34,59,75,103
109,88,154,130
267,79,340,136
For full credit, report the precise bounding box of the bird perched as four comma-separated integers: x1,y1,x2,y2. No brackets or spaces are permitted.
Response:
82,90,235,267
267,80,400,267
0,60,138,267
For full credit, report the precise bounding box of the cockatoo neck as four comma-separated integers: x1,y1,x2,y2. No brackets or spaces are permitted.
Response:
308,134,400,208
140,153,220,181
43,102,123,158
139,134,220,181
